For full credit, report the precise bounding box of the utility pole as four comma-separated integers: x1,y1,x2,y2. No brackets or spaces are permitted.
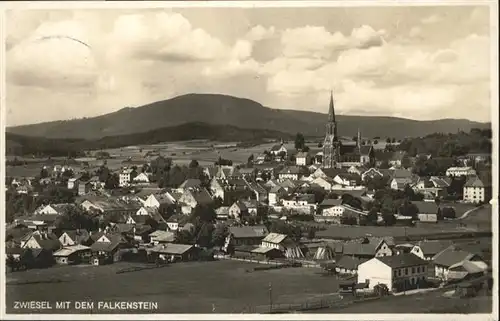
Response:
269,282,273,313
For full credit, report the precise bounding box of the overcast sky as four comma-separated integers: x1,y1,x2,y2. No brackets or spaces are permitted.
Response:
5,4,492,126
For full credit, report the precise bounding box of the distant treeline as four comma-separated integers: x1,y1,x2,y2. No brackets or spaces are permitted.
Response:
397,128,492,157
6,122,294,157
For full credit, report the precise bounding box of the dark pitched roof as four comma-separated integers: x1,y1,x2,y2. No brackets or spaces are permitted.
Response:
416,240,454,256
320,168,348,178
62,229,91,244
412,201,440,214
30,232,61,251
229,225,269,239
179,179,202,189
377,253,428,268
464,176,488,188
336,255,368,270
320,198,342,207
433,246,480,267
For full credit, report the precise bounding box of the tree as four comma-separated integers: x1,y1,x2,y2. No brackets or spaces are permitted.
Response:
294,133,306,151
366,208,379,225
307,227,316,240
189,159,199,168
386,138,391,143
382,212,396,226
247,154,254,165
340,216,357,225
105,173,119,189
398,200,419,220
40,168,49,179
379,160,390,169
55,207,98,231
174,230,194,244
190,205,217,223
374,140,379,144
97,166,110,182
211,223,229,247
442,207,456,219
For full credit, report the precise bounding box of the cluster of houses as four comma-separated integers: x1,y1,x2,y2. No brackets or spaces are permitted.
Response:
5,142,492,289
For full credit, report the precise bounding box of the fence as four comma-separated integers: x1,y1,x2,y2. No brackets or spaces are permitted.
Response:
244,293,382,313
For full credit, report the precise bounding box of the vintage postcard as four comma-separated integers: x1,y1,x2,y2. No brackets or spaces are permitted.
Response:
1,1,498,320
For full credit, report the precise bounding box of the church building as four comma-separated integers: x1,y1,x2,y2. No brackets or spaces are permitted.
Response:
321,92,375,168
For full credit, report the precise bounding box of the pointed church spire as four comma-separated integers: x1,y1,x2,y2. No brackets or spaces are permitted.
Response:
328,90,335,122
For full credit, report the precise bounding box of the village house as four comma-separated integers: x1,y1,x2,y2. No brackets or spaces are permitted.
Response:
410,240,454,260
339,238,393,259
278,166,309,181
67,177,80,189
412,176,450,199
90,232,131,265
178,188,213,215
178,178,202,191
295,152,312,166
59,229,92,246
311,176,334,191
210,178,253,206
259,233,304,259
237,167,258,180
446,166,477,177
268,185,287,206
360,168,387,182
226,225,269,247
254,153,271,164
333,173,362,187
269,142,288,157
53,244,92,265
80,198,142,219
390,177,413,190
77,181,91,196
432,245,488,281
412,201,440,223
36,203,77,216
215,206,230,220
463,176,491,203
140,193,176,209
21,231,61,253
357,253,429,292
149,243,197,262
215,166,238,179
149,230,175,245
335,255,368,275
228,200,249,221
132,172,150,185
246,181,268,202
347,165,368,176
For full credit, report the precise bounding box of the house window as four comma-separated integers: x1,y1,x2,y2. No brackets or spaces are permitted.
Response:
412,267,415,274
405,268,408,275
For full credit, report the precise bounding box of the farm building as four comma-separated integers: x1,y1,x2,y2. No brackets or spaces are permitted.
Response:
149,243,197,262
53,245,92,265
259,233,304,259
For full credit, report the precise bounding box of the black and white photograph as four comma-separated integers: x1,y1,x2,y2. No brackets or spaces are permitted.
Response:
1,1,498,318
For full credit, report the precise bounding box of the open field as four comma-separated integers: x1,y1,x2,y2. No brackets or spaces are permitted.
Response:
308,289,492,313
6,260,339,314
315,224,486,240
460,205,492,226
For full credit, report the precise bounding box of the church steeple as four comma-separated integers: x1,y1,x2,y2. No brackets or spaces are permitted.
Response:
322,90,341,169
328,90,336,122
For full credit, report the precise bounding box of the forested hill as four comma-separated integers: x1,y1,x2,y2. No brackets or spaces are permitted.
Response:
5,122,294,157
7,93,490,139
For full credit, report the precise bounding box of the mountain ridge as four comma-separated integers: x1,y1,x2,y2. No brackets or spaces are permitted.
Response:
7,93,490,139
